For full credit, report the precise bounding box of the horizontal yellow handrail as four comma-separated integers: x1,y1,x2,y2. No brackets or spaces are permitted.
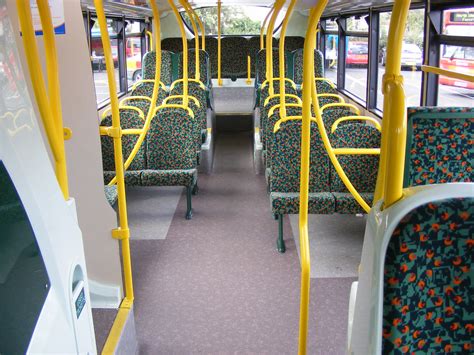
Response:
121,96,153,105
170,78,206,91
421,64,474,83
268,103,302,117
163,94,200,108
101,105,145,120
132,79,167,91
331,116,382,133
301,78,337,89
321,103,360,115
317,93,344,103
261,77,297,90
333,148,381,155
273,115,318,133
264,93,302,106
99,127,144,136
155,103,194,118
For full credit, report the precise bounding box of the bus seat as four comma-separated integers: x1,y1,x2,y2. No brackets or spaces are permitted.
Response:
293,48,324,85
255,48,290,86
104,185,118,206
141,50,174,87
161,37,184,53
143,106,199,219
178,49,211,88
404,107,474,187
263,103,301,156
330,123,380,214
206,36,218,78
221,37,250,79
284,36,305,52
322,105,361,131
382,196,473,353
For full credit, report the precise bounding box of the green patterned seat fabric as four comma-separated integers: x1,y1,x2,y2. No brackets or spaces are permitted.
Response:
104,185,118,206
221,37,250,78
178,49,210,87
270,120,332,214
404,107,474,187
315,80,338,95
206,37,218,78
103,171,142,186
293,49,324,85
322,107,359,131
382,197,473,354
161,37,183,52
141,50,174,86
146,107,198,171
263,103,302,158
315,95,342,107
284,36,305,52
330,123,380,214
270,192,335,215
100,108,146,178
259,80,298,111
255,48,290,86
130,83,168,104
170,81,208,131
141,169,197,187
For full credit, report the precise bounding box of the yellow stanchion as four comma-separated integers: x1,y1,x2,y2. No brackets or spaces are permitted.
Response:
182,0,200,82
246,56,252,85
265,0,285,96
260,6,274,50
298,3,328,353
217,0,222,86
16,0,70,200
146,30,153,51
189,6,206,51
374,0,410,207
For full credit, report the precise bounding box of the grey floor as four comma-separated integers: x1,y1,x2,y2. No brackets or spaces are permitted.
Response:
96,127,365,354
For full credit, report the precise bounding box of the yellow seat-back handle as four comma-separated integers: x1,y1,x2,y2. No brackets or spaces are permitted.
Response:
321,102,361,116
132,79,167,91
261,77,297,90
264,93,302,106
101,105,145,121
170,78,206,91
162,95,200,108
273,115,318,133
331,115,382,133
268,103,302,118
155,103,195,118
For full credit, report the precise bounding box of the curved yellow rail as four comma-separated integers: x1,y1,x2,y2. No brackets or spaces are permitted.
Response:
321,102,361,115
331,116,382,133
154,103,194,118
268,102,302,118
376,0,411,208
163,94,200,108
264,92,301,106
146,30,153,51
16,0,70,199
261,77,297,90
181,0,200,81
265,0,285,96
316,93,345,103
131,79,167,91
170,78,206,91
298,3,327,353
273,115,318,133
260,6,274,50
189,5,205,51
301,77,336,89
101,105,145,121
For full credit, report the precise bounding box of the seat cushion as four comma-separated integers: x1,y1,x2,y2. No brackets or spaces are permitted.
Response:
270,192,335,215
332,192,374,214
103,171,142,186
141,169,197,187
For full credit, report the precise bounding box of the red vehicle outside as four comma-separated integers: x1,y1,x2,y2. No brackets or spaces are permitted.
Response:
346,41,368,66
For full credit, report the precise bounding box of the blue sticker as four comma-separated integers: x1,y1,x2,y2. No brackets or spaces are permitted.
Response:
75,288,86,319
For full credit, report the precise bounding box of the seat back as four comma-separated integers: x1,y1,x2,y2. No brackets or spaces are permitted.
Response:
284,36,305,52
382,196,473,354
141,50,174,86
322,106,358,131
293,49,324,85
146,107,198,170
100,108,146,173
404,107,474,187
206,36,219,78
178,49,210,87
255,48,290,86
221,37,250,79
270,120,330,193
262,99,301,151
161,37,183,53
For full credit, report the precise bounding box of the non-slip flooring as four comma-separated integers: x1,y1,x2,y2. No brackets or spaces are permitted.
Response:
127,131,358,354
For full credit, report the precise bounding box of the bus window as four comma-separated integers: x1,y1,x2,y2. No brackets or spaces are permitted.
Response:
344,16,368,101
442,7,474,37
90,17,120,104
126,20,143,84
325,33,338,84
438,45,474,106
377,9,424,111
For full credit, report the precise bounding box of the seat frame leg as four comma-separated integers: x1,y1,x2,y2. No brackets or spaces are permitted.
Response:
192,183,199,195
277,214,286,253
186,186,193,220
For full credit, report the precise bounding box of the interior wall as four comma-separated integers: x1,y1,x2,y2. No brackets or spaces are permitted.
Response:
7,0,123,307
275,10,309,38
161,10,193,40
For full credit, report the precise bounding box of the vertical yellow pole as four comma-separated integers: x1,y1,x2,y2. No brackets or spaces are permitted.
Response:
217,0,222,86
182,1,200,81
299,1,328,354
266,0,284,96
246,56,252,85
379,0,411,208
93,0,134,302
190,6,205,51
260,7,274,50
16,0,69,200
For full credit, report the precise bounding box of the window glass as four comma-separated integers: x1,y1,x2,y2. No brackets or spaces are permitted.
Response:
438,45,474,106
181,6,285,36
346,16,369,33
344,36,368,101
377,9,424,110
442,7,474,37
325,34,338,84
126,20,143,84
90,17,120,104
325,19,338,32
0,161,50,354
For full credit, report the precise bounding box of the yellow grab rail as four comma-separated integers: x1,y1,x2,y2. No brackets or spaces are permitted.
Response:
374,0,411,207
301,77,337,89
131,79,167,91
107,0,163,187
163,94,200,108
316,93,345,103
189,5,205,51
273,115,318,133
154,103,194,118
247,56,252,85
268,102,302,118
182,0,200,81
264,93,301,106
146,30,153,51
17,0,70,200
421,65,474,83
321,102,361,115
99,127,144,136
265,0,285,96
298,3,327,353
331,116,382,133
217,0,222,86
170,78,206,90
260,6,274,50
261,77,297,90
91,8,135,354
101,105,146,121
